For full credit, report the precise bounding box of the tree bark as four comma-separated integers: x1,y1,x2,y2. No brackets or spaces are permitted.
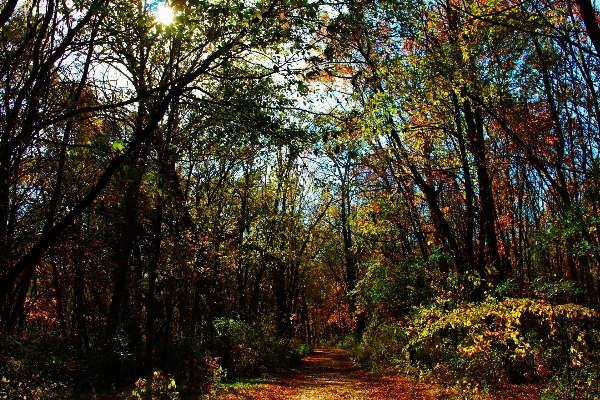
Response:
463,98,502,289
577,0,600,55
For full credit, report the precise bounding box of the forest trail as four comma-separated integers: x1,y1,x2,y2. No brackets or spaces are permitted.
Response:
208,348,438,399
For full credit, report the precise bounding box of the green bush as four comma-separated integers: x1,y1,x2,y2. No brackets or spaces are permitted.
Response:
352,321,410,372
0,318,310,399
211,317,310,377
153,335,225,395
212,318,261,375
0,333,80,399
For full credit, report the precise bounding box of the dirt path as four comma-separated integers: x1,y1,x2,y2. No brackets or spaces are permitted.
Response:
208,348,437,399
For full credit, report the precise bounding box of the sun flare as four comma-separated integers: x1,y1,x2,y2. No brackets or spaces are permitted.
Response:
155,4,175,25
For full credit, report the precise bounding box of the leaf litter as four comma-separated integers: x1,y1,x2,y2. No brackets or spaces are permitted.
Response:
204,348,544,399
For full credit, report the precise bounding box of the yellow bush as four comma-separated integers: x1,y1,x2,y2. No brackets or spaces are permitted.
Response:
404,297,599,395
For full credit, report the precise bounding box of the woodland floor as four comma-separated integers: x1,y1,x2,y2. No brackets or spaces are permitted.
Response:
204,349,543,399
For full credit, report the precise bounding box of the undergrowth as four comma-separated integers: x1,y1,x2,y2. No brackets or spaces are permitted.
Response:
0,317,310,399
348,297,600,399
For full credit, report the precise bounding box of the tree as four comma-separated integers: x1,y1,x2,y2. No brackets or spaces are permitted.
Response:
0,0,322,330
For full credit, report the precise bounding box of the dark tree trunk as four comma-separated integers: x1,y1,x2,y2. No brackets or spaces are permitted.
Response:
452,92,477,277
577,0,600,55
145,182,163,400
73,233,89,350
105,149,147,343
463,99,502,292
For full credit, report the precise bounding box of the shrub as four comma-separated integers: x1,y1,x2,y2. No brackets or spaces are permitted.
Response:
352,320,410,372
153,334,225,395
411,298,598,390
211,317,310,377
0,333,79,399
130,371,179,400
353,297,600,397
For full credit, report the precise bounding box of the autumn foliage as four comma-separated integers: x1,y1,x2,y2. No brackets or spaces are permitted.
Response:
350,298,599,397
2,0,600,398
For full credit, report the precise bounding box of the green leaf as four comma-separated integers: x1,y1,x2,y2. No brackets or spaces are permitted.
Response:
2,27,14,40
112,140,125,153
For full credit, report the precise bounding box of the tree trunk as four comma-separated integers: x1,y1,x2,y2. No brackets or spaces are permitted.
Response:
452,92,477,276
463,98,502,291
105,170,145,344
145,182,163,400
577,0,600,55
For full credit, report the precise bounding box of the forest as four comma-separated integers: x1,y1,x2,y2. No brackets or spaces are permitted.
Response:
1,0,600,398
